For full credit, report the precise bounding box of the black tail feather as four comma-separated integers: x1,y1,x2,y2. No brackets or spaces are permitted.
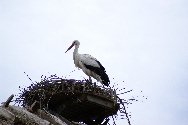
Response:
101,71,110,86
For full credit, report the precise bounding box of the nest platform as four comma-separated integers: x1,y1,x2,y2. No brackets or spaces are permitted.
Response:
16,77,119,125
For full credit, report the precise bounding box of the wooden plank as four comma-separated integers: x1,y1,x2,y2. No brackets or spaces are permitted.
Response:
86,95,114,108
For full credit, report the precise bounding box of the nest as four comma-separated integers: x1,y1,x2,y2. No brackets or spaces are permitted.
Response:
15,75,120,124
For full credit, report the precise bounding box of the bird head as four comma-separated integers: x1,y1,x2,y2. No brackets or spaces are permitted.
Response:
65,40,80,53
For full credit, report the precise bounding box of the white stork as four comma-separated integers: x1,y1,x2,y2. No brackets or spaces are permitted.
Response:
65,40,110,86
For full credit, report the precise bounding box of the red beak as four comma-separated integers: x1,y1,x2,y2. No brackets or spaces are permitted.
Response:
65,43,74,53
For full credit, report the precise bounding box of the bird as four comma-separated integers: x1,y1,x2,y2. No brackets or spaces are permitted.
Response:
65,40,110,86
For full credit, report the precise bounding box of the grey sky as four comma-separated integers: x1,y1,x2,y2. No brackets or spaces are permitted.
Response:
0,0,188,125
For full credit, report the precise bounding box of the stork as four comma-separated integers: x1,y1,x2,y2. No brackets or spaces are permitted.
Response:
65,40,110,86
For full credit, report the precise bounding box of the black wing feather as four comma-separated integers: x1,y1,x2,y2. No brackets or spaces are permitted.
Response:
83,60,110,86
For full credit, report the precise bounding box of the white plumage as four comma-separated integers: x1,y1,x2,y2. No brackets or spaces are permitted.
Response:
65,40,110,86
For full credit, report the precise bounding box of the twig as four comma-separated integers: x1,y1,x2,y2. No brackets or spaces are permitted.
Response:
117,96,131,125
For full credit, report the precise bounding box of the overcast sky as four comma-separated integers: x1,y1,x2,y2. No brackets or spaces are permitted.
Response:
0,0,188,125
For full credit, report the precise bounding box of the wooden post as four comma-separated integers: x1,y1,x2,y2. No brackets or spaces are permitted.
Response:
2,94,14,108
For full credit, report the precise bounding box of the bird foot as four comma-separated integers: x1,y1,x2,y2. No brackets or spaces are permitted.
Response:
83,77,92,83
83,77,89,82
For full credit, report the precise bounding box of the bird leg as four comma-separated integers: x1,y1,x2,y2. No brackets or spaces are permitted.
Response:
89,76,92,83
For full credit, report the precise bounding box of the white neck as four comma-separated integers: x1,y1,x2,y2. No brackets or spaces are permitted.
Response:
73,45,79,63
73,45,79,55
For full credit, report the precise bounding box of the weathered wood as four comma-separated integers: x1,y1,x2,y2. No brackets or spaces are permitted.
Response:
36,109,68,125
0,107,15,124
2,94,14,108
28,100,40,113
7,105,50,125
86,95,114,108
0,105,83,125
